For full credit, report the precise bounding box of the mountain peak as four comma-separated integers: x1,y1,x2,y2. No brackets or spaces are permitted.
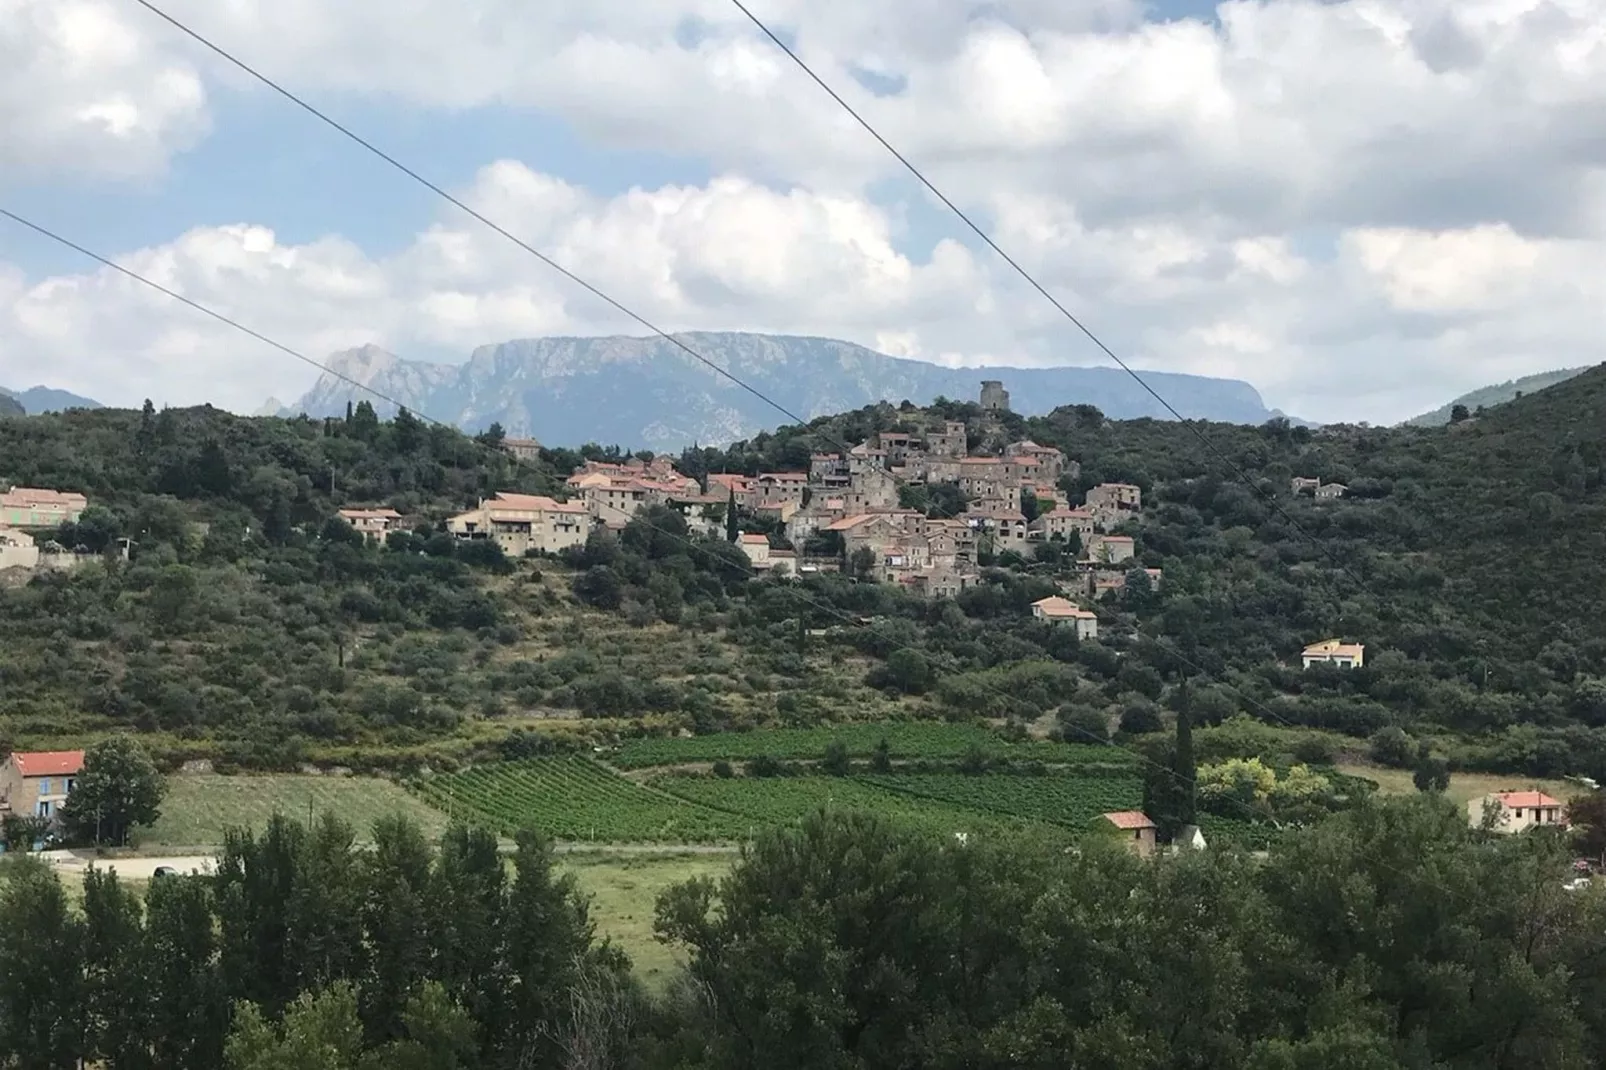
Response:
283,331,1285,450
325,344,404,383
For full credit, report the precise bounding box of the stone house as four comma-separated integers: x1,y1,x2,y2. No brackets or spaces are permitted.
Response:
1085,482,1141,516
0,750,84,825
0,528,40,570
336,507,405,542
1101,811,1158,856
1030,596,1099,640
502,438,541,461
448,492,592,556
1085,534,1135,564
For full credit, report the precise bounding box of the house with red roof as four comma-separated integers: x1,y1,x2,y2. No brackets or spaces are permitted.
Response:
0,750,85,824
1469,790,1569,834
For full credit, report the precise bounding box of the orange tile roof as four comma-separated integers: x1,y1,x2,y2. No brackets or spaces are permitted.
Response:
1102,810,1157,830
1494,791,1564,808
1032,596,1096,620
10,750,85,777
738,533,769,545
337,508,402,520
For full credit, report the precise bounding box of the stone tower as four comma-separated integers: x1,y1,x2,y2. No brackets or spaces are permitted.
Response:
980,380,1010,413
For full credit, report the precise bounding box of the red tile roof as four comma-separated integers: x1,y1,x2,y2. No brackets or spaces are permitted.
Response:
1494,791,1564,808
1102,810,1157,830
10,750,85,777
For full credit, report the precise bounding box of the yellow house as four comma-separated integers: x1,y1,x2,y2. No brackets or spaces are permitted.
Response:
1470,791,1568,834
1302,639,1365,669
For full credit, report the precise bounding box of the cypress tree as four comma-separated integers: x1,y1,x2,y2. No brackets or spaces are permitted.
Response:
726,488,740,544
1174,679,1197,828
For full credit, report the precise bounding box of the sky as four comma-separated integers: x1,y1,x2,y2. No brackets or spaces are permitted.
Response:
1,0,1603,426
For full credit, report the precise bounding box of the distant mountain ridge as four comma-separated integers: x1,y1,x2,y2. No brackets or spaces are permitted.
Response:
1404,367,1595,427
280,332,1286,450
0,385,103,414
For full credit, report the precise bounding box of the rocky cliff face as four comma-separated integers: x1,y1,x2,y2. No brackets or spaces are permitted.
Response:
281,332,1281,450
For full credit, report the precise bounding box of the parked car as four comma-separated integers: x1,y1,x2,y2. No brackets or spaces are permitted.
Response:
152,866,177,879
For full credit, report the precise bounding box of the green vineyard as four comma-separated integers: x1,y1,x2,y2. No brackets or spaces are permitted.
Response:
610,722,1138,770
413,753,1266,848
415,757,748,842
859,772,1144,828
649,773,1068,841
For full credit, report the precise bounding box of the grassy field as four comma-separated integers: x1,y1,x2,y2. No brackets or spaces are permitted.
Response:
560,852,730,989
140,774,451,846
1339,764,1580,807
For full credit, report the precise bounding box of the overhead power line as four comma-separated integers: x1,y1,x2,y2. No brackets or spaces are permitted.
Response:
726,0,1368,594
113,4,1367,751
1,202,1275,827
128,0,824,439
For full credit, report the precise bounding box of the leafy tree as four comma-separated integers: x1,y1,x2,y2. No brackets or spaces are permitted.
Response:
1412,745,1452,793
1118,702,1164,736
1570,791,1606,862
1450,403,1471,423
870,738,893,773
821,740,851,776
0,858,87,1068
1057,705,1109,744
147,874,229,1069
1367,727,1416,769
61,736,166,846
225,983,365,1070
81,868,153,1069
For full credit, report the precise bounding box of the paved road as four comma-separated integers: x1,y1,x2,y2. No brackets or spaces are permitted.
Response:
39,851,216,879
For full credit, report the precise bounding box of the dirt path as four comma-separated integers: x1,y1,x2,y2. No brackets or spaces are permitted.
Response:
39,842,741,872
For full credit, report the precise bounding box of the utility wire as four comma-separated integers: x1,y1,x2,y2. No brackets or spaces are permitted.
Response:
126,0,1360,661
95,4,1321,754
3,204,1285,830
96,6,1350,795
128,0,827,439
727,0,1369,595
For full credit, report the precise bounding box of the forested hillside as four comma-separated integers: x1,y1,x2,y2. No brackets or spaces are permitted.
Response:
2,369,1605,780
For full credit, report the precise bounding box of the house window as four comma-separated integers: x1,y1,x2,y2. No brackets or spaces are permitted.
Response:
1514,809,1524,819
64,778,75,794
36,800,51,818
38,778,50,796
1133,830,1142,840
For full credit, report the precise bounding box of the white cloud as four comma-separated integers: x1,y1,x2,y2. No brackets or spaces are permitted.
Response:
0,0,209,184
2,0,1605,423
3,161,1602,424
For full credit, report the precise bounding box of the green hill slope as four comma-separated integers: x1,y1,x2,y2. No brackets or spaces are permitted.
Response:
1404,366,1594,426
3,374,1606,783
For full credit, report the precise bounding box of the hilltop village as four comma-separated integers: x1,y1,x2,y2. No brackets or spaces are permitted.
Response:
414,382,1159,612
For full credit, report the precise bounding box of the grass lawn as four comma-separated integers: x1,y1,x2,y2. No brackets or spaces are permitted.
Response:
560,852,731,990
1339,764,1581,807
140,774,451,846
